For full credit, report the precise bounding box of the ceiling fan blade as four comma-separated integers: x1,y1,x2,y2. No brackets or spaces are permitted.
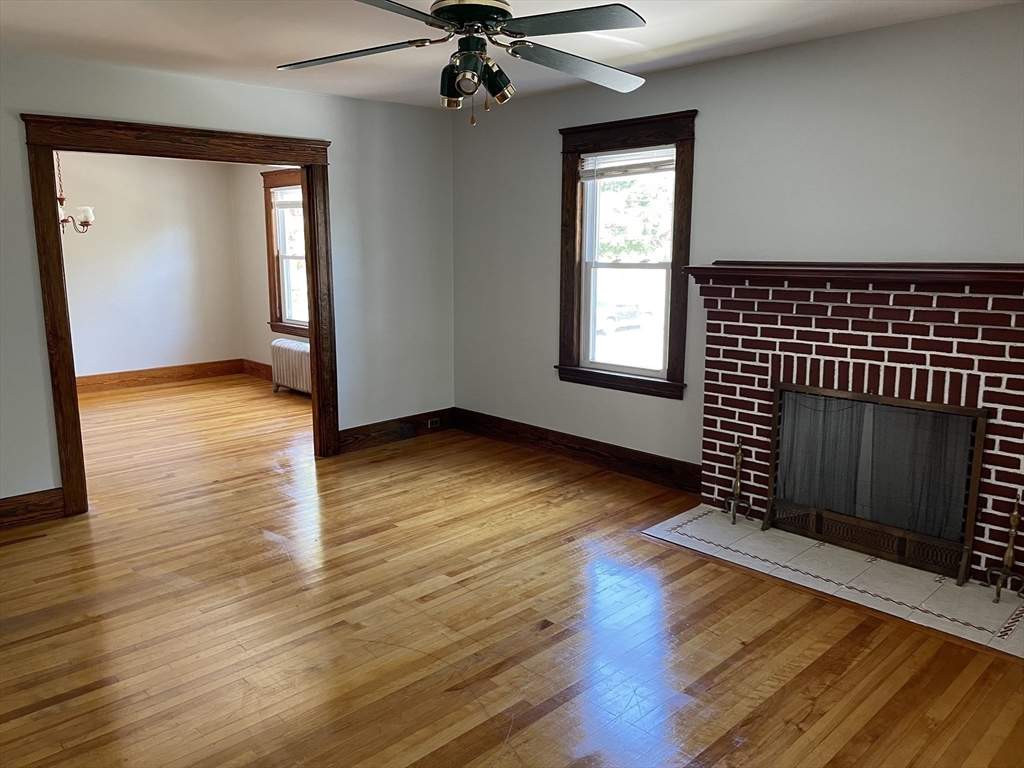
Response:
355,0,449,28
509,42,644,93
501,4,644,37
278,40,424,70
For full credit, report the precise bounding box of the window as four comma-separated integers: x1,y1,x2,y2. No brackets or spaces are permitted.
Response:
262,169,309,337
557,111,696,399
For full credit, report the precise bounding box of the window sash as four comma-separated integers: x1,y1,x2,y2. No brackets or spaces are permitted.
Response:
580,262,671,378
578,149,675,378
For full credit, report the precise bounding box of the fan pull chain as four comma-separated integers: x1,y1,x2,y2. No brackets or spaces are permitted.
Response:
470,93,477,126
484,96,490,112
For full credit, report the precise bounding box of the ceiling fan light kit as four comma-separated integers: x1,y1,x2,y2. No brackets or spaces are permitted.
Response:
278,0,646,123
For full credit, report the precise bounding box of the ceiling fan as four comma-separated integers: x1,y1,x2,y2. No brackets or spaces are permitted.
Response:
278,0,646,112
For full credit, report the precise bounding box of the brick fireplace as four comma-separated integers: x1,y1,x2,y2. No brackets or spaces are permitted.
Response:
687,262,1023,583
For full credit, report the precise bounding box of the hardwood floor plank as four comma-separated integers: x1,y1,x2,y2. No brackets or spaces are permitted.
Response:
0,376,1019,767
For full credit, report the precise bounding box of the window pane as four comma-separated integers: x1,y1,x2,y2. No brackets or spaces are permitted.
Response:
589,267,667,372
271,186,302,204
592,170,675,264
281,258,309,323
276,205,305,259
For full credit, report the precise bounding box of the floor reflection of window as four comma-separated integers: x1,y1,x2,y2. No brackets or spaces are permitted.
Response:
578,556,674,762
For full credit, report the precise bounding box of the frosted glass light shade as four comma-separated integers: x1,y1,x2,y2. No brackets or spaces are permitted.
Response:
78,206,95,223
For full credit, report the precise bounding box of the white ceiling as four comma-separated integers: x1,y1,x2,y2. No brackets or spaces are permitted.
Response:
0,0,1012,107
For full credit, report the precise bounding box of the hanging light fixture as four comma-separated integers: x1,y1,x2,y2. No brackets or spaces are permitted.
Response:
55,152,95,234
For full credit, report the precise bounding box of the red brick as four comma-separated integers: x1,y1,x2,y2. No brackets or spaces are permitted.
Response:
706,359,739,372
913,309,957,323
779,341,815,355
708,310,741,322
701,286,733,298
795,303,830,316
891,293,935,307
832,332,869,346
981,327,1024,343
988,423,1024,439
796,330,830,343
772,289,812,301
898,368,913,399
722,299,757,311
888,351,927,366
741,338,778,351
882,367,898,397
850,292,892,305
992,296,1024,312
867,364,881,395
780,315,814,328
742,313,780,325
872,307,911,321
965,373,981,407
947,372,964,404
987,451,1023,469
1011,346,1024,360
740,363,770,377
814,317,850,330
930,354,975,370
890,323,930,336
980,359,1024,375
929,370,947,404
703,298,719,310
936,295,990,309
831,305,871,319
934,325,979,339
735,287,771,300
1007,377,1024,391
724,324,759,337
851,348,885,362
956,341,1007,357
852,320,889,333
999,409,1024,428
760,327,795,340
852,363,866,393
707,335,740,347
914,367,929,400
912,338,953,353
756,301,795,314
961,311,1012,326
997,439,1024,455
918,282,967,293
812,291,849,304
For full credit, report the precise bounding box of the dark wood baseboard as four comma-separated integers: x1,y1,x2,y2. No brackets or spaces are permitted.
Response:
0,488,68,530
76,359,273,392
241,359,273,382
337,408,455,455
452,408,702,493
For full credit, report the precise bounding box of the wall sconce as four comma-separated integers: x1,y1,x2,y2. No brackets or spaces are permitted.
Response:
55,152,95,234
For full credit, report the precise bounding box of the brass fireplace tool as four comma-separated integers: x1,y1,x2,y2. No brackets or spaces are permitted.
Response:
986,492,1023,604
725,444,751,525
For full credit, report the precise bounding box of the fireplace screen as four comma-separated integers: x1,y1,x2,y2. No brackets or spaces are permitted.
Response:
767,384,986,581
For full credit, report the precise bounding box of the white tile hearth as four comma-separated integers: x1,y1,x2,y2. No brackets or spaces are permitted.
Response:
643,504,1024,657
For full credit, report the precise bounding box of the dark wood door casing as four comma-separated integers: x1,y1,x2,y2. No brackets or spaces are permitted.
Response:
20,114,338,516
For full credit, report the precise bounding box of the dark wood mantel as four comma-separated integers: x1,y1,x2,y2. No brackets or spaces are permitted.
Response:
686,261,1024,284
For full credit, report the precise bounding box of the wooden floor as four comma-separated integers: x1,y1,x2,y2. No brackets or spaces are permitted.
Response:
0,375,1021,768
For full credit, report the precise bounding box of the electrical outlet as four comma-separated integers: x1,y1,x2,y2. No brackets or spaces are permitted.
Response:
427,418,441,428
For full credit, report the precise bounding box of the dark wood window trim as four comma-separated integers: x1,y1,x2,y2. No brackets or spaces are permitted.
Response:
262,168,309,339
21,114,338,517
557,110,697,400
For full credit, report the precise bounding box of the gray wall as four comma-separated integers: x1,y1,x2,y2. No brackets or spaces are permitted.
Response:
451,4,1024,465
0,54,454,498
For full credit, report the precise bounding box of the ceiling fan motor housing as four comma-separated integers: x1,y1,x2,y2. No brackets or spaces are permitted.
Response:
429,0,513,25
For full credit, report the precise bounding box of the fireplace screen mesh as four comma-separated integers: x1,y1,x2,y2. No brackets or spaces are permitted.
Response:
776,391,974,543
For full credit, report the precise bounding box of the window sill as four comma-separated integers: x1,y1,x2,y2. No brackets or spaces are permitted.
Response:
269,321,309,339
555,365,685,399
